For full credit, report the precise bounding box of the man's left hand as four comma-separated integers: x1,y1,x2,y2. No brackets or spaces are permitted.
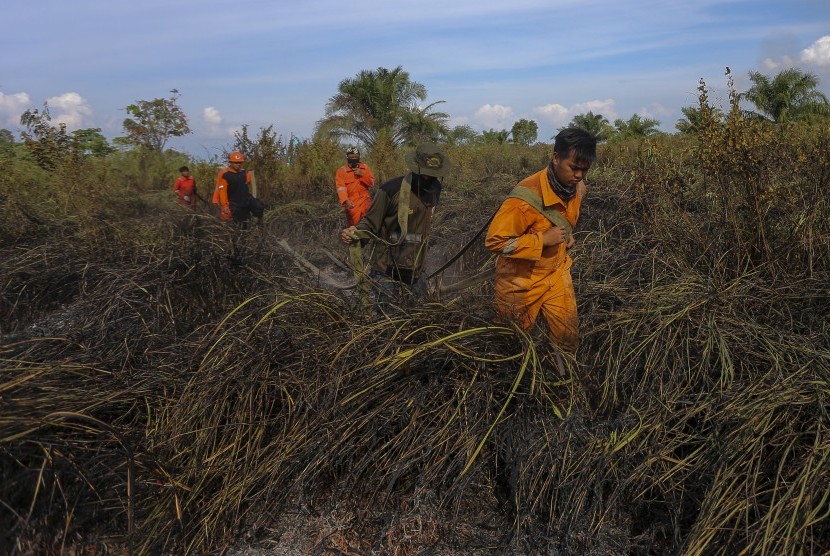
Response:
340,226,358,245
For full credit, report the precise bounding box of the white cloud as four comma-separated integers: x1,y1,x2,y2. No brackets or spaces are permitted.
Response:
203,106,222,125
640,102,669,119
762,57,779,70
473,104,514,129
0,90,32,127
801,36,830,66
203,106,225,136
534,99,617,127
534,103,570,126
45,92,92,129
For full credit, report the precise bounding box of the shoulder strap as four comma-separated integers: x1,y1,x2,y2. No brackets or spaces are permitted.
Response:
396,173,412,241
507,186,572,240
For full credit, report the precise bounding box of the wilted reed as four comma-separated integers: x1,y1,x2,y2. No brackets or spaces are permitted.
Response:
1,119,829,554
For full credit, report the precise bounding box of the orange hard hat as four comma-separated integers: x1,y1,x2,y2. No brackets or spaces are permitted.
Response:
229,151,245,163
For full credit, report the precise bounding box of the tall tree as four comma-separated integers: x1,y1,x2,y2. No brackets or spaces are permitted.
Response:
613,114,662,139
121,89,191,151
741,68,830,123
446,125,480,146
315,66,448,148
19,103,72,169
71,128,115,157
560,111,615,142
510,118,538,146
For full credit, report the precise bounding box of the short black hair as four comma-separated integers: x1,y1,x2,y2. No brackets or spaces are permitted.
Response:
179,166,189,173
553,128,597,164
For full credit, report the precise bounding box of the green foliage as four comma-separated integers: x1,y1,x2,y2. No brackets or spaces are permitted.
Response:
446,124,480,146
693,69,830,270
290,135,344,195
481,128,510,144
675,104,724,134
560,111,616,142
315,66,448,148
71,128,116,157
612,113,662,139
230,124,291,203
445,141,550,188
510,118,538,146
121,89,191,151
108,148,190,191
741,67,830,123
19,103,73,169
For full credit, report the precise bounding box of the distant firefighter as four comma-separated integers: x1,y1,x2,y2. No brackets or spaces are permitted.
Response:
173,166,197,208
212,151,264,227
334,146,375,226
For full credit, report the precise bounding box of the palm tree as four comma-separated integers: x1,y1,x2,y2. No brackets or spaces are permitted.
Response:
675,105,724,134
399,101,450,146
741,68,830,123
482,129,511,144
559,111,615,142
613,114,662,139
315,66,448,148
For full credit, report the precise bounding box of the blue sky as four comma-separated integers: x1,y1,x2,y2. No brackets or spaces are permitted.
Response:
2,0,829,157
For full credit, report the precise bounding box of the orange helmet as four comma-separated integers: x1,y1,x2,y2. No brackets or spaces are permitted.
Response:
229,151,245,163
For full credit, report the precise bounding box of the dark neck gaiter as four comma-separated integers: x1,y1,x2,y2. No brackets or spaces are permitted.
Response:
547,161,576,202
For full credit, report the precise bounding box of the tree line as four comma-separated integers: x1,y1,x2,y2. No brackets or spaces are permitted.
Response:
3,65,829,163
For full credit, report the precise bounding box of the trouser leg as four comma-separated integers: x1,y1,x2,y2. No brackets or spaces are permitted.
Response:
539,270,579,352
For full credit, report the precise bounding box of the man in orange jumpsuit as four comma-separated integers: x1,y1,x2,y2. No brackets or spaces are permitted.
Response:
173,166,197,207
484,128,596,352
335,147,375,226
212,151,263,226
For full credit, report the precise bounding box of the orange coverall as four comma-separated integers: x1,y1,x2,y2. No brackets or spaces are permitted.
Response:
212,166,251,221
173,175,196,207
484,168,585,352
335,162,375,226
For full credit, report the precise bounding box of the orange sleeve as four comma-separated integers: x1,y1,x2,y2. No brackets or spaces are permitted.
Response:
174,177,183,193
213,169,229,206
334,166,349,205
484,199,545,261
359,164,375,188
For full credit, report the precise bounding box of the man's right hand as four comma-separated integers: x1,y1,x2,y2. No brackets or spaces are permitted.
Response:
343,200,354,209
340,226,358,245
541,226,567,247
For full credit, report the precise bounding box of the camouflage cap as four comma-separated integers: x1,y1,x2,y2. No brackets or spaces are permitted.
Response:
405,142,452,178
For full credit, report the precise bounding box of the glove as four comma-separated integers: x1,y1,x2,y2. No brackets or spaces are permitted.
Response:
220,206,233,221
183,196,190,202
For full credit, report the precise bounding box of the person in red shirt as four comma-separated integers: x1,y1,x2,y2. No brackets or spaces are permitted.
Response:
173,166,197,208
335,147,375,226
